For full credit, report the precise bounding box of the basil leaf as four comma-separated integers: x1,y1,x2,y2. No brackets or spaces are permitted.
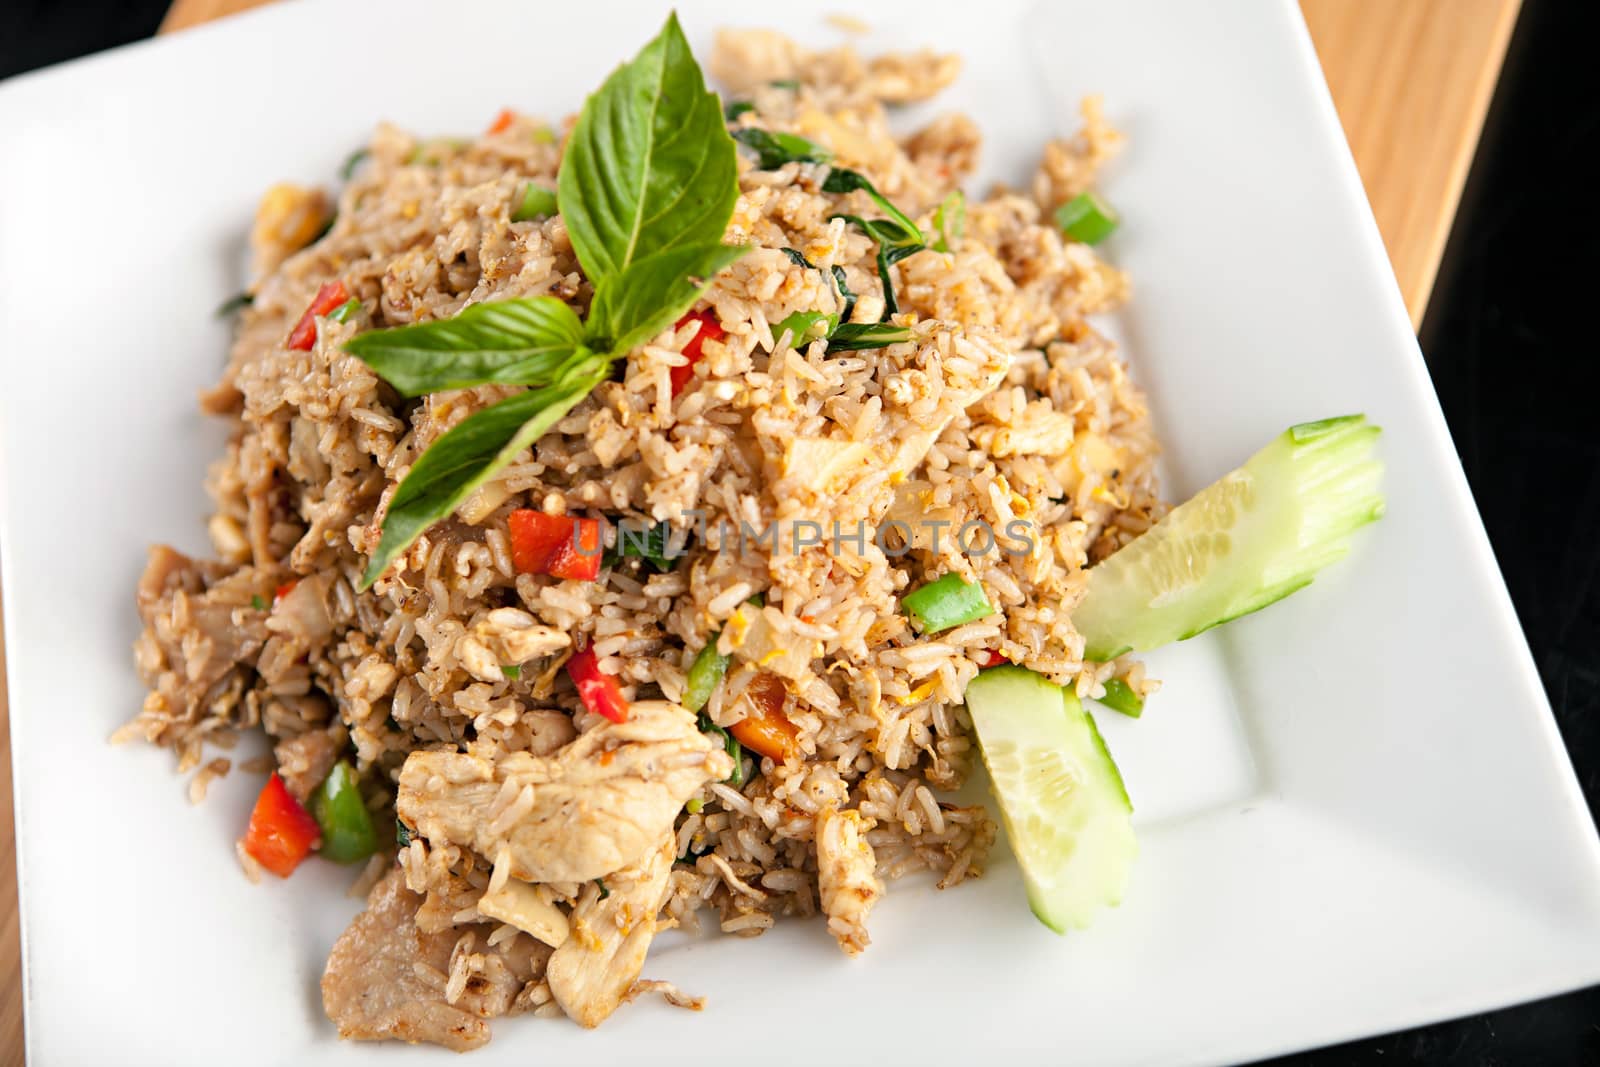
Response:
831,266,857,323
827,323,912,351
732,128,832,169
345,296,586,397
604,520,679,571
360,360,607,589
932,190,965,253
340,147,370,182
822,167,926,242
780,247,815,269
216,291,254,317
559,13,740,282
586,242,747,354
724,99,755,121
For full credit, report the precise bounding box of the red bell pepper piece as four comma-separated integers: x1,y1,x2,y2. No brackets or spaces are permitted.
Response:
978,650,1008,668
669,309,725,396
546,517,602,581
509,509,602,581
487,108,515,135
567,647,629,723
509,509,573,573
241,773,321,878
286,280,350,351
273,579,300,602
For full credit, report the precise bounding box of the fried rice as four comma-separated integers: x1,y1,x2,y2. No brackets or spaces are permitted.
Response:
123,26,1163,1050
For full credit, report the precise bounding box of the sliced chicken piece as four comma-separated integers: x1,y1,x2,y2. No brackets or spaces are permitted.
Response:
548,834,675,1028
397,701,732,883
321,868,494,1051
816,806,883,955
477,880,570,949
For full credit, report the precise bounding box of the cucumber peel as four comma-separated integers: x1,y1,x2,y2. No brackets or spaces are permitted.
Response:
965,665,1136,932
1074,415,1383,661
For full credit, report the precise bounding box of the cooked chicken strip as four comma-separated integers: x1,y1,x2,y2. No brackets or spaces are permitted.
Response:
548,834,675,1028
816,806,883,955
397,701,732,883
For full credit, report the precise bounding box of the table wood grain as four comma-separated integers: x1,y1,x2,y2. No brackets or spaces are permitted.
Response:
0,1,1520,1061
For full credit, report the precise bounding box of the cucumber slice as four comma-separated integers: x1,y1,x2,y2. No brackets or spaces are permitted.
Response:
1074,415,1383,661
965,665,1136,932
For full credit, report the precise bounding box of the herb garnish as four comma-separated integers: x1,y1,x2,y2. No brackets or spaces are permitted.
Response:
339,147,370,182
732,128,832,169
932,190,965,253
217,291,255,318
774,251,904,352
603,520,680,572
344,14,748,590
822,168,928,318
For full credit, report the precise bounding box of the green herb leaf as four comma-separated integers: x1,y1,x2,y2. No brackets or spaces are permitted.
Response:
780,247,815,269
250,594,267,611
831,265,857,323
932,190,965,253
586,242,747,354
697,712,745,787
559,13,741,283
216,291,254,318
396,819,413,848
512,182,559,222
340,147,370,182
823,167,925,243
826,322,911,351
732,127,832,169
344,297,586,397
501,664,522,680
361,362,607,589
724,99,755,121
596,879,611,900
604,520,680,571
769,78,801,90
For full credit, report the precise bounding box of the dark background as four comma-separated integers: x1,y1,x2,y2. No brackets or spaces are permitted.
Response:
4,0,1598,1063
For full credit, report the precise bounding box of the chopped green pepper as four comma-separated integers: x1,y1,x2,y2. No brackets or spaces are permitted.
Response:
684,637,731,714
326,297,363,324
311,760,380,864
512,182,559,222
902,573,994,634
501,664,522,680
1054,191,1119,245
1094,678,1144,718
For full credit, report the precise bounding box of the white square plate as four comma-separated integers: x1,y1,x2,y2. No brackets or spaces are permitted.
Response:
4,1,1599,1063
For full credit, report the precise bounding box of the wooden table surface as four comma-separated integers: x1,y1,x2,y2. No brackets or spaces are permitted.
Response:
0,1,1520,1062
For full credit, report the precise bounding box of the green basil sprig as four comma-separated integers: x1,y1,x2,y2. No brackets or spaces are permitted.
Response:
822,168,928,318
732,128,832,170
346,297,585,396
347,13,746,590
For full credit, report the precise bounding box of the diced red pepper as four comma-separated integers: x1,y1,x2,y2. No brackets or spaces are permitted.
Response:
509,509,574,573
730,672,800,763
567,647,629,723
546,517,602,581
978,650,1008,668
487,108,515,135
241,773,321,878
273,579,300,602
669,309,725,396
286,280,350,351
